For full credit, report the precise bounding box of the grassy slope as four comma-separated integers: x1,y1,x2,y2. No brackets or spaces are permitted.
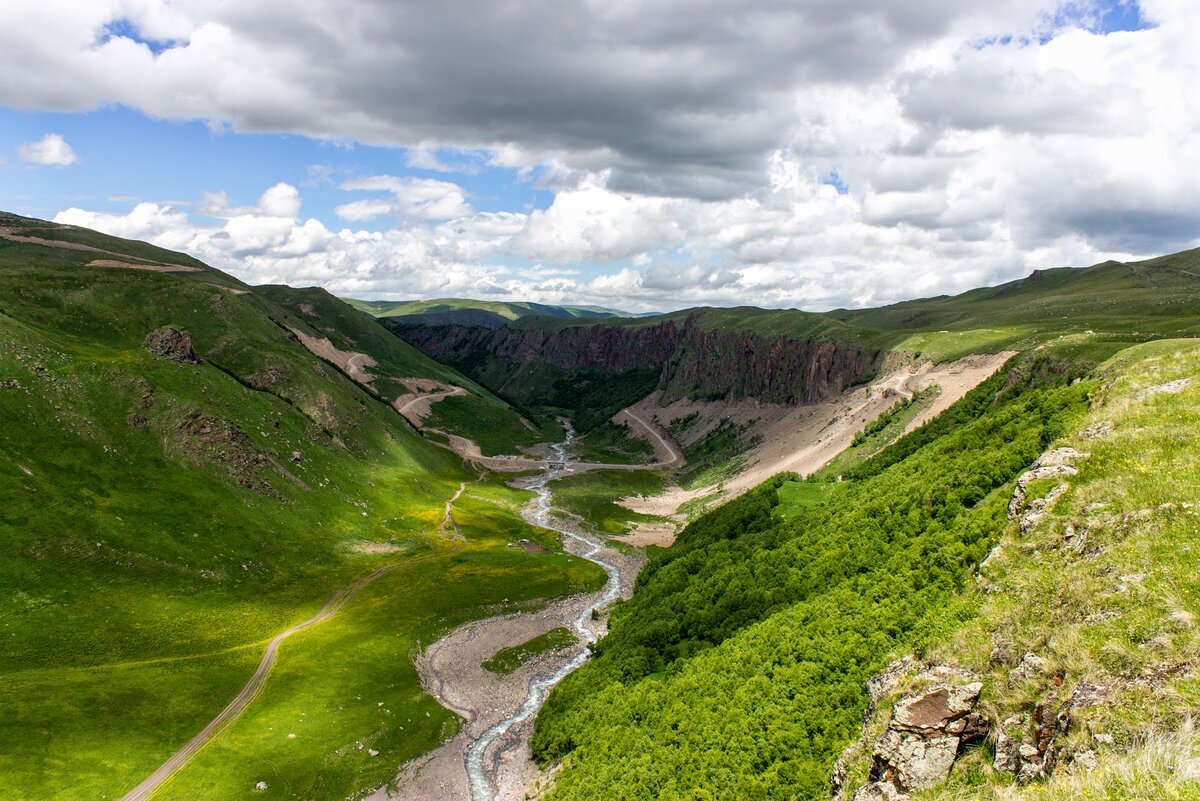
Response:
254,284,547,453
0,220,604,800
345,297,626,323
832,251,1200,360
899,339,1200,800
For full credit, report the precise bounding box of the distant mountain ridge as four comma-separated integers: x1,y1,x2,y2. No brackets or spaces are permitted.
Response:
344,297,635,329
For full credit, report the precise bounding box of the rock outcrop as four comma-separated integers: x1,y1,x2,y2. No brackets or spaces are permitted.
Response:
1008,448,1089,532
992,680,1108,781
392,312,878,407
144,326,203,364
837,666,988,801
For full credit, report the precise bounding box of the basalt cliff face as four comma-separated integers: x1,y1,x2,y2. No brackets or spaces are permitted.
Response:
389,313,879,407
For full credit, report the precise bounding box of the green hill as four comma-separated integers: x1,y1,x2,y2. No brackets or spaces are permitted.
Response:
345,296,629,329
0,212,602,800
253,284,550,452
531,340,1200,801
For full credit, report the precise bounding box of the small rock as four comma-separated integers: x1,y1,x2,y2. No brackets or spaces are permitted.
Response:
1066,683,1107,709
291,451,302,463
1008,652,1049,684
255,781,269,791
852,781,909,801
1071,749,1098,772
368,748,380,757
1079,420,1114,440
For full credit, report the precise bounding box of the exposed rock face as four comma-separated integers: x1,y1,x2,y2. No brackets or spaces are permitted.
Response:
845,668,987,801
993,680,1108,781
392,313,878,406
1008,448,1089,531
175,409,278,497
144,326,203,364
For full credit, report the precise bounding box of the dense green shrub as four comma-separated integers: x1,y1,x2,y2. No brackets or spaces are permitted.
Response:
531,356,1093,800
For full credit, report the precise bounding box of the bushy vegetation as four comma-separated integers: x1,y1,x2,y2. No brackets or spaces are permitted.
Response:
851,389,931,447
545,367,661,432
574,420,656,465
483,628,578,675
674,418,761,490
531,354,1094,800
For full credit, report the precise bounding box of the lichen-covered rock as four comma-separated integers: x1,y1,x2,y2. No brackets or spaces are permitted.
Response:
144,326,203,364
851,780,909,801
848,670,986,799
1007,447,1090,529
1008,652,1049,684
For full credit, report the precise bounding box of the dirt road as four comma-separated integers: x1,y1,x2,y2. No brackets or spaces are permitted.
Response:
394,383,469,427
613,408,683,467
440,482,468,539
119,566,391,801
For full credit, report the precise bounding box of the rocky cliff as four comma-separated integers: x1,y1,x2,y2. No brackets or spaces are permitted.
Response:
389,312,879,408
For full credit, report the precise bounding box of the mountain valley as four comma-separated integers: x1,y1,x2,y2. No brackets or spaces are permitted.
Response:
2,212,1199,801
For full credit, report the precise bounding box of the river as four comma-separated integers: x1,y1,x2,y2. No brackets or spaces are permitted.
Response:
464,425,624,800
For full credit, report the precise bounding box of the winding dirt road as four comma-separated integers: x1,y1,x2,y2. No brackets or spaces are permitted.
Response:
613,407,683,467
119,566,392,801
440,482,468,540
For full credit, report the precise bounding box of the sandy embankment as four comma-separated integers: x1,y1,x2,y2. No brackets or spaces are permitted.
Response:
619,351,1017,525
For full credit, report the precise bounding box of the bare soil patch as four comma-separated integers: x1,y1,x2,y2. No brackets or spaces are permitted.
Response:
87,258,201,273
287,325,378,386
620,351,1017,518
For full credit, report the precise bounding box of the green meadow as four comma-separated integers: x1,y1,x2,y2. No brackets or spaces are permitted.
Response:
0,217,602,800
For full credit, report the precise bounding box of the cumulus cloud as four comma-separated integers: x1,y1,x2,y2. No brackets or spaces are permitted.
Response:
6,1,1200,310
17,133,77,166
337,176,474,221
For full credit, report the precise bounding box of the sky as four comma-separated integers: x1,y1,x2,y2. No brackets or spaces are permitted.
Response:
0,0,1196,313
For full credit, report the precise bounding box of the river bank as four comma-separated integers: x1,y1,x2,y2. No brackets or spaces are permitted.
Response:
372,428,641,801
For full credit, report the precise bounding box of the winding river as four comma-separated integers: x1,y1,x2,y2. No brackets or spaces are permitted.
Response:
464,426,625,801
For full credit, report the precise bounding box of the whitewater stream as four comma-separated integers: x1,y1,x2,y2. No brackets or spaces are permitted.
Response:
464,424,624,801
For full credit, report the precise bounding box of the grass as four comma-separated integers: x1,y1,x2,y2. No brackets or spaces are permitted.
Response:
551,470,669,536
674,418,761,490
573,420,655,465
483,628,578,676
424,393,550,455
0,224,605,801
345,297,624,323
775,478,851,517
842,339,1200,800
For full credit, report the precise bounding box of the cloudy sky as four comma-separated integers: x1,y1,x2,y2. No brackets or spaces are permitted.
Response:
0,0,1196,312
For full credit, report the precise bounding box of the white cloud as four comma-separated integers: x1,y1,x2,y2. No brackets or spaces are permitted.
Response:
257,182,301,217
17,133,77,166
10,2,1200,310
337,175,474,221
49,174,1158,315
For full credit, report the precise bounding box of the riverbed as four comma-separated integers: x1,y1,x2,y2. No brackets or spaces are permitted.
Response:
372,427,641,801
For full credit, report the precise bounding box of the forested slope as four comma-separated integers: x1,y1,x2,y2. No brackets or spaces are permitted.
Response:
531,351,1098,799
